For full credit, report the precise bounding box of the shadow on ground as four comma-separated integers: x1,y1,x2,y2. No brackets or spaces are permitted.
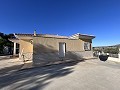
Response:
0,60,84,90
0,64,24,75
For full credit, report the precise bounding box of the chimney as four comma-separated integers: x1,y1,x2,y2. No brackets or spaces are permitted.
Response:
34,30,36,36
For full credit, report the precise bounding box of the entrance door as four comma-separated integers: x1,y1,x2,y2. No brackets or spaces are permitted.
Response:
59,42,66,58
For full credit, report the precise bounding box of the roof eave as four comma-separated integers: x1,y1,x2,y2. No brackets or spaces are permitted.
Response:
14,34,33,40
79,36,95,39
9,39,20,44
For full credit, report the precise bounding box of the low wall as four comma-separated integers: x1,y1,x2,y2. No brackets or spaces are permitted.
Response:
109,54,118,58
33,51,93,65
108,57,120,62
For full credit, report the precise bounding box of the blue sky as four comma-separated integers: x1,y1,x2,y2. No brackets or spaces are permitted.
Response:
0,0,120,46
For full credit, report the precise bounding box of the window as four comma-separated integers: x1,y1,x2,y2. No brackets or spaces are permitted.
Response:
84,42,91,51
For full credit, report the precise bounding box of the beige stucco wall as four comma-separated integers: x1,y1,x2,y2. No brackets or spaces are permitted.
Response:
19,39,33,61
33,37,93,65
19,39,33,53
33,37,86,54
17,36,93,64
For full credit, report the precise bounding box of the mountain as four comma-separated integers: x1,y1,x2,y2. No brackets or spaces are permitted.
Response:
94,44,120,48
113,44,120,47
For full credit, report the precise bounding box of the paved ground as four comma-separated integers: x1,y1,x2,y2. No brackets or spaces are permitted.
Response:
108,57,120,62
0,59,120,90
0,58,24,74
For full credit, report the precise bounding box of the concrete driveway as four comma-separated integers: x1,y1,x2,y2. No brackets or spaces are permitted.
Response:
0,57,24,74
0,59,120,90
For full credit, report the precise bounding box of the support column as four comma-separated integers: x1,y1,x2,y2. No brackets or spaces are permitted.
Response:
118,48,120,60
13,42,16,55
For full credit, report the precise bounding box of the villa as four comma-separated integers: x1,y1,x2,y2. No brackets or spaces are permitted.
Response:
9,31,95,65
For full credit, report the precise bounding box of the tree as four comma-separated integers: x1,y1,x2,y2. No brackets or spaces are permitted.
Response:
0,32,14,54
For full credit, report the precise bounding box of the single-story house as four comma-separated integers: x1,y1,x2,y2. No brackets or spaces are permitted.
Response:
9,31,95,65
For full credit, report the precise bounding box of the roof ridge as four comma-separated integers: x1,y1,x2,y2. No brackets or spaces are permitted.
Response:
14,33,68,36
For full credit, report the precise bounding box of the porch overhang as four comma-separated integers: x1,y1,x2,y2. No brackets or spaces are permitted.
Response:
14,34,33,40
9,38,20,44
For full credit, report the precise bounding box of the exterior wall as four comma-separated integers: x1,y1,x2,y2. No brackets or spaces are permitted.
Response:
67,51,93,58
33,37,84,53
19,39,33,61
33,37,93,65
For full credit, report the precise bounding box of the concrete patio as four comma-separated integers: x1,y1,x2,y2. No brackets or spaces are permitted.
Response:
0,58,120,90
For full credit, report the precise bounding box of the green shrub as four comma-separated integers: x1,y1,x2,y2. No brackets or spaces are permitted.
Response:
103,47,119,54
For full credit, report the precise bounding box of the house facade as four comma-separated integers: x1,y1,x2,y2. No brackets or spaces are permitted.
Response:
9,32,95,65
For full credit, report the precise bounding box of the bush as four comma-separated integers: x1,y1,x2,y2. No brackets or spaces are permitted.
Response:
103,47,119,54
